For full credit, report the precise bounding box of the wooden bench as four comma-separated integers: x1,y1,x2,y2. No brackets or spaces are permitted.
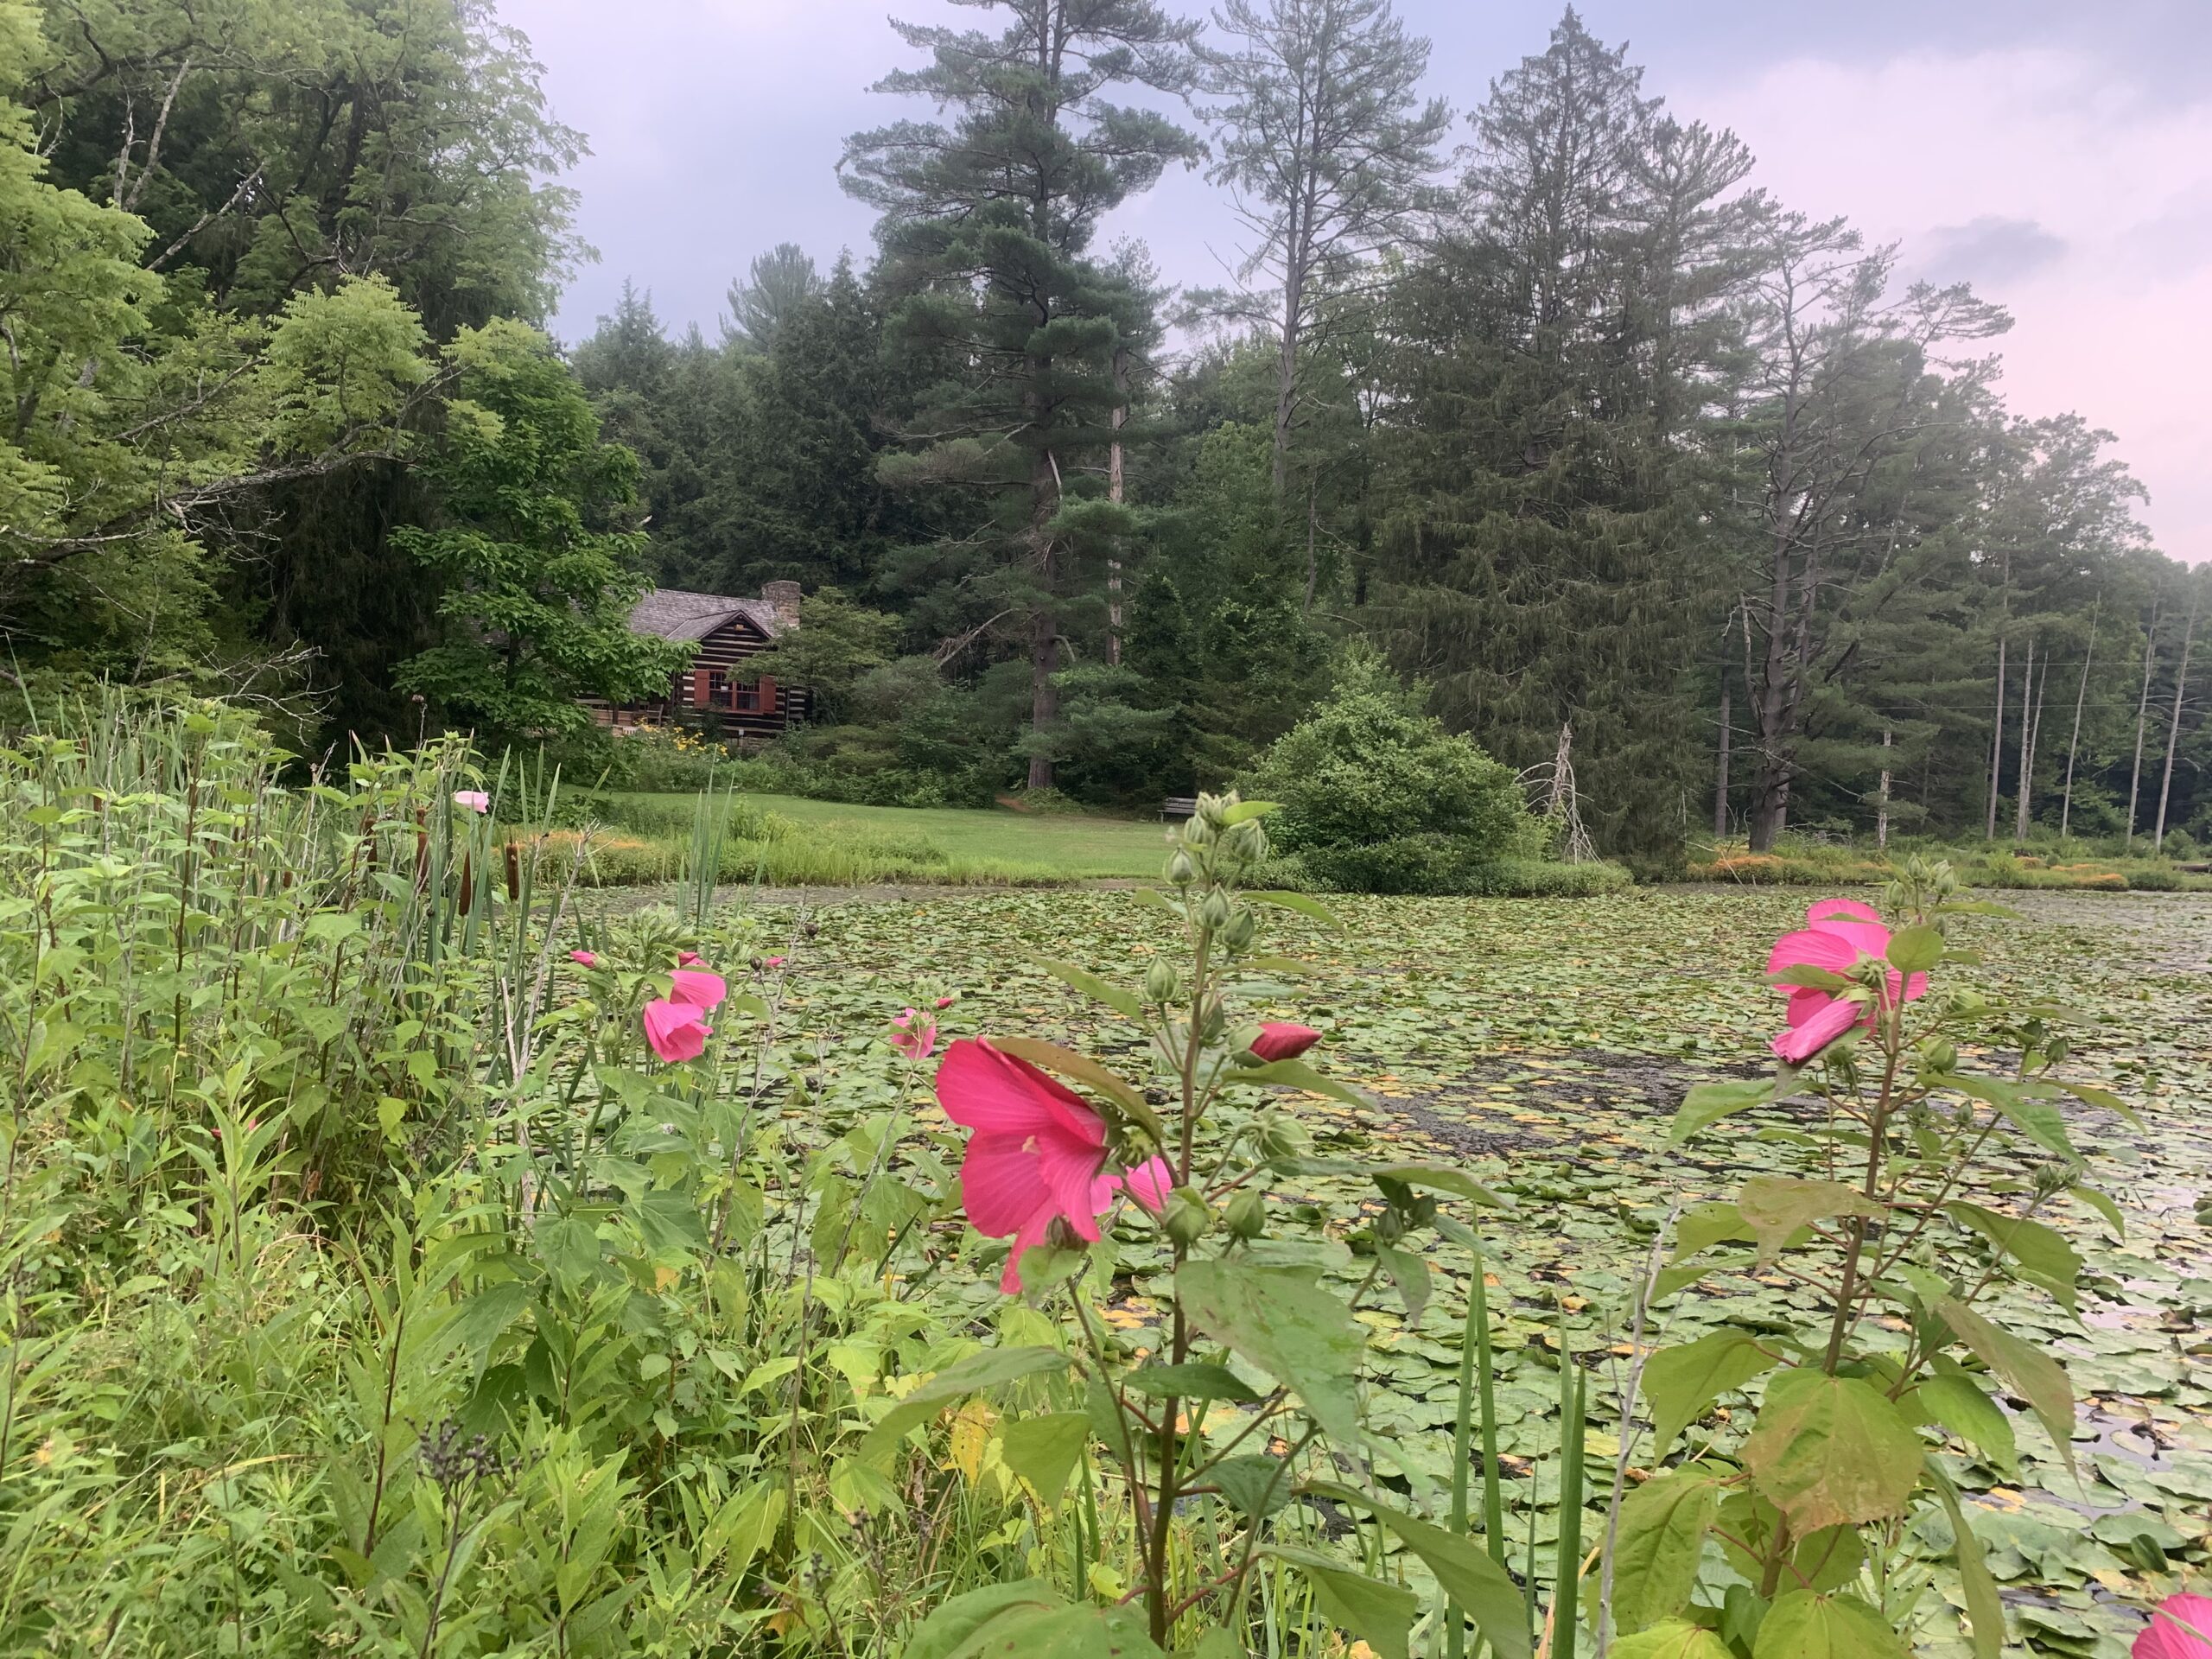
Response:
1161,796,1198,820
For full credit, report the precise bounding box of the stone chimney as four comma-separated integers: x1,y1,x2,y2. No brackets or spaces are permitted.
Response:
762,580,803,632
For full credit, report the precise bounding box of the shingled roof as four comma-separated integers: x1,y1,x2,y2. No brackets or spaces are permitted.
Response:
626,588,785,643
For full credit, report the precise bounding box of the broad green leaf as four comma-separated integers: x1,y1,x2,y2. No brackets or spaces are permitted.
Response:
1367,1163,1502,1207
1220,1057,1370,1108
1913,1372,2018,1475
2066,1184,2126,1239
1207,1455,1295,1519
1221,799,1278,823
451,1281,532,1375
1670,1078,1775,1142
861,1347,1072,1461
1121,1363,1261,1403
1885,925,1943,975
987,1035,1166,1147
1673,1203,1754,1262
698,1480,785,1575
1377,1244,1431,1321
1301,1485,1533,1659
1741,1370,1924,1533
1753,1592,1910,1659
1642,1330,1779,1452
997,1413,1089,1504
1026,957,1143,1020
1929,1468,2005,1659
2052,1078,2144,1128
1610,1471,1722,1634
1268,1548,1415,1659
1175,1261,1363,1446
1931,1297,2076,1472
1244,889,1343,928
1944,1201,2082,1315
901,1580,1164,1659
1927,1074,2077,1159
1612,1624,1733,1659
1770,965,1853,991
1737,1176,1885,1261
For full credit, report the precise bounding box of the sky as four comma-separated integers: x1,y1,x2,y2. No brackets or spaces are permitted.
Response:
505,0,2212,563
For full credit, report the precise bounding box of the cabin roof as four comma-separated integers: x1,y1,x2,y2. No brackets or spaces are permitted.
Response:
626,588,784,643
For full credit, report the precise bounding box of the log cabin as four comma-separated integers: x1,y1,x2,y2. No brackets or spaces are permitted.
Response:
584,581,809,739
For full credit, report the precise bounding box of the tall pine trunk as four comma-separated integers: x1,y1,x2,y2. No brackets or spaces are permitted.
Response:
1108,352,1127,666
1875,726,1891,849
1713,677,1732,837
1985,630,2006,840
1026,392,1060,792
2152,592,2199,849
2126,604,2161,844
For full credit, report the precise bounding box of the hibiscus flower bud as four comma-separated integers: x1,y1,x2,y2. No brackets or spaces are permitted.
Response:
1916,1038,1958,1076
1224,1189,1267,1240
1220,818,1268,861
1198,890,1233,931
1220,908,1257,952
1144,958,1179,1004
1165,849,1197,887
1162,1186,1211,1248
1255,1115,1309,1162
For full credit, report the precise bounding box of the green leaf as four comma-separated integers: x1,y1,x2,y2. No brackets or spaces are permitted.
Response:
1222,799,1278,823
1884,925,1943,975
861,1347,1072,1461
1741,1370,1925,1533
1300,1486,1533,1659
1927,1074,2077,1159
1026,957,1144,1020
1944,1202,2082,1315
1611,1624,1734,1659
900,1581,1164,1659
1267,1548,1414,1659
450,1280,532,1376
1929,1468,2005,1659
1913,1372,2018,1475
1208,1455,1294,1519
1175,1261,1364,1446
1368,1163,1502,1207
1670,1078,1775,1142
1610,1471,1722,1635
1642,1331,1779,1452
2051,1079,2144,1128
1121,1363,1261,1403
1753,1592,1910,1659
1931,1296,2076,1473
1673,1203,1754,1262
1377,1245,1431,1321
2066,1184,2125,1240
1244,890,1343,929
1221,1057,1370,1108
987,1036,1166,1147
1737,1176,1885,1261
1770,965,1853,992
997,1413,1090,1505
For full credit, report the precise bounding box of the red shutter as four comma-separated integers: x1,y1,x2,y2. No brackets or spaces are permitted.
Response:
758,675,779,716
689,668,711,711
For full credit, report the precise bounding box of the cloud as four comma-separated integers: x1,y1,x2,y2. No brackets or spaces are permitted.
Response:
1916,216,2068,287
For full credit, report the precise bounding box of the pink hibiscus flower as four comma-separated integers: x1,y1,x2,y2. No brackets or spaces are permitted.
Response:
936,1039,1166,1293
452,790,489,814
1766,899,1929,1063
669,967,727,1011
643,998,710,1063
1250,1022,1322,1062
890,1007,938,1062
2137,1595,2212,1659
677,950,702,967
569,950,597,968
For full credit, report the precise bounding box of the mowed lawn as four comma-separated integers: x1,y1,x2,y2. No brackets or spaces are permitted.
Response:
584,790,1174,882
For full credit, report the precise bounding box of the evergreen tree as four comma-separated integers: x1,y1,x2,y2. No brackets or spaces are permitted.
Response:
842,0,1199,790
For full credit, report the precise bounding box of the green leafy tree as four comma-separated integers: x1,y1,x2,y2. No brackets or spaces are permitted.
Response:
1241,647,1529,890
735,586,901,726
842,0,1199,790
394,321,688,738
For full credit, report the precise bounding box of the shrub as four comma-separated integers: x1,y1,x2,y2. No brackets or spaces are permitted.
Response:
1241,651,1529,887
1458,856,1633,898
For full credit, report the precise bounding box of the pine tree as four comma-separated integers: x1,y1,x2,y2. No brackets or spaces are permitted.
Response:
842,0,1198,790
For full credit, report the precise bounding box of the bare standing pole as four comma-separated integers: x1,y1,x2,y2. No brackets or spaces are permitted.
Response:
2060,601,2099,840
2126,602,2161,845
2152,588,2200,849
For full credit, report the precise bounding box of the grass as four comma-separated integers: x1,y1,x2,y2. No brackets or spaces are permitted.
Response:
539,788,1174,887
1686,835,2212,893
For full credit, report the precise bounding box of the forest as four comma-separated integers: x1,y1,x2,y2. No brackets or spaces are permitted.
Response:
1,0,2206,865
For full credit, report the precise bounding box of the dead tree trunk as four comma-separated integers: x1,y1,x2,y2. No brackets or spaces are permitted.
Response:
1714,676,1732,838
1985,630,2006,841
2152,591,2200,849
2060,603,2098,840
1108,353,1127,666
2126,604,2161,844
1875,726,1891,849
2013,636,2038,842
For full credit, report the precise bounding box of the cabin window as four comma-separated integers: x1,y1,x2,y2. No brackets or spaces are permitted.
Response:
733,679,762,713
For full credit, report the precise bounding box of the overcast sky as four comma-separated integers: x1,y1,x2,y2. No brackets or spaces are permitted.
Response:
503,0,2212,563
